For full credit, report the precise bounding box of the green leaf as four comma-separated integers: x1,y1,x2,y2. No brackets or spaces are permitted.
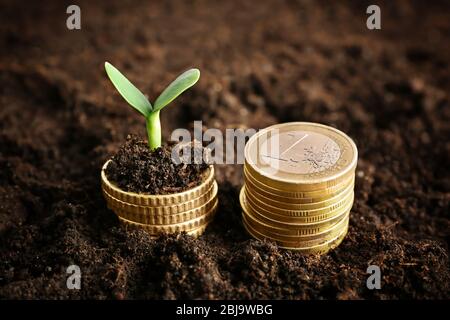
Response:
153,68,200,112
105,62,152,117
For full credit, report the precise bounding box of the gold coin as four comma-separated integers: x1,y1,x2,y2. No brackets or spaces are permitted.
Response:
243,211,349,245
185,224,208,238
245,178,354,209
243,219,348,253
118,200,218,234
243,205,349,239
121,221,208,239
246,161,355,192
108,193,218,225
244,186,354,217
103,181,217,217
101,160,215,206
242,186,354,222
244,122,358,191
240,188,350,233
242,216,348,246
243,191,353,224
244,166,355,203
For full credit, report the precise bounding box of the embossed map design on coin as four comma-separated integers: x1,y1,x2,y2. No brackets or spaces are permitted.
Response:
259,130,341,174
246,122,358,186
303,141,341,173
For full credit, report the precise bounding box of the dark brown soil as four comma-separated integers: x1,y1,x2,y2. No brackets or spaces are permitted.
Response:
105,135,208,194
0,0,449,299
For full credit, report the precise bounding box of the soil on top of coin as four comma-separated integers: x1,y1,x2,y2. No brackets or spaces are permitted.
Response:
0,0,449,299
105,135,208,194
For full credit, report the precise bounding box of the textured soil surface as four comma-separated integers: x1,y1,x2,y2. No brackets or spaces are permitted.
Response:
105,135,208,194
0,0,449,299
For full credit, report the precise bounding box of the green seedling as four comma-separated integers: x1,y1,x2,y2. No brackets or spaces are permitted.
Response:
105,62,200,150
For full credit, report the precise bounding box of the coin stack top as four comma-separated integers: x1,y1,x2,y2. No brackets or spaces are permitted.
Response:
241,122,358,253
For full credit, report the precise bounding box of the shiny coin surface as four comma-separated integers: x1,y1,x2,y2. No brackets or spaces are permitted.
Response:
243,193,354,224
118,200,218,233
243,206,349,239
101,160,215,206
109,193,218,225
121,221,209,239
240,188,350,233
243,219,348,253
244,166,355,203
245,178,354,209
244,122,358,191
103,181,217,218
244,186,354,217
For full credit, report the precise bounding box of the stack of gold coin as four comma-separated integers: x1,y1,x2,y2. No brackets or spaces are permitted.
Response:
240,122,357,253
101,161,218,238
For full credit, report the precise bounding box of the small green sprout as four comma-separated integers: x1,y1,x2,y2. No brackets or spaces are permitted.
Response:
105,62,200,150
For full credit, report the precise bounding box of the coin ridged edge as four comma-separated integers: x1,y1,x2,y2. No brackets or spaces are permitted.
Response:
245,178,354,210
112,196,218,225
244,185,354,217
245,161,356,192
244,166,355,199
118,201,218,233
103,181,217,216
243,217,349,253
240,189,352,232
241,187,354,223
101,160,215,206
243,207,349,239
123,223,208,239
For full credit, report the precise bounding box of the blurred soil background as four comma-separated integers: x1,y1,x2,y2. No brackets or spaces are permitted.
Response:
0,0,449,299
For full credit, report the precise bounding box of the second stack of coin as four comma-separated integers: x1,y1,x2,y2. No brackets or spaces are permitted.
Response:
241,122,358,253
101,162,218,238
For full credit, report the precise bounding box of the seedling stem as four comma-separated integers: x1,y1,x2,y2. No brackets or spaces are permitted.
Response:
146,110,161,150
